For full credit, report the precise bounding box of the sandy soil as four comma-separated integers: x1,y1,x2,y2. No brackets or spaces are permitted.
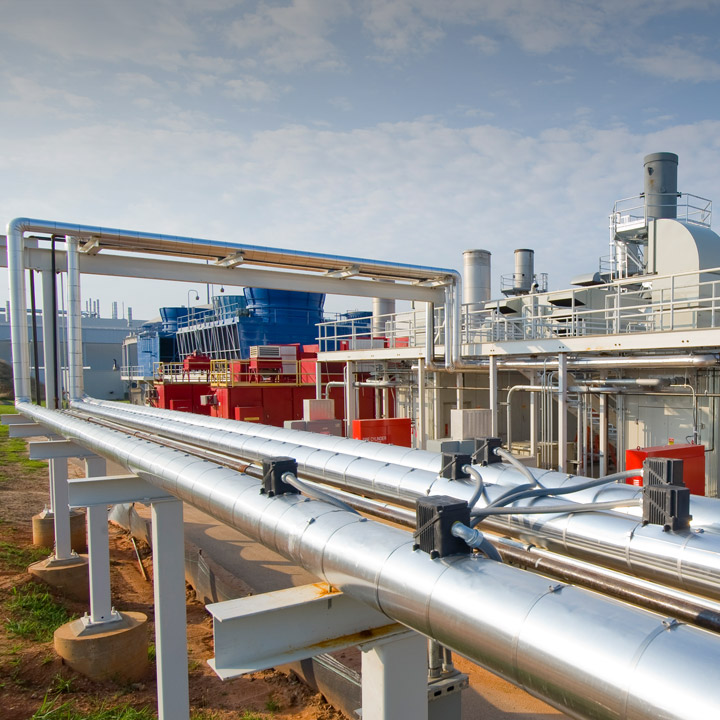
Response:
0,443,343,720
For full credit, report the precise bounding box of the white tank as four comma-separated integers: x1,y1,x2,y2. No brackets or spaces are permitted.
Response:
463,249,491,310
513,249,534,293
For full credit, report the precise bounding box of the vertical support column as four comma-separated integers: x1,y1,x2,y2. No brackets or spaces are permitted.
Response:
616,394,625,471
557,353,568,473
361,632,428,720
489,355,498,437
315,360,322,400
455,373,464,411
345,361,355,437
599,394,608,477
417,358,426,449
382,361,390,419
66,236,84,401
41,269,58,408
530,372,538,459
84,457,116,625
50,457,73,560
432,372,441,441
151,498,189,720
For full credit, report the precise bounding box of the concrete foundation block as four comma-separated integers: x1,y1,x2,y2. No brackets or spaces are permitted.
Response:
32,509,87,553
28,554,89,603
54,611,149,683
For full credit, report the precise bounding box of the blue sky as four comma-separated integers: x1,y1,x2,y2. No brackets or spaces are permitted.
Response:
2,0,720,318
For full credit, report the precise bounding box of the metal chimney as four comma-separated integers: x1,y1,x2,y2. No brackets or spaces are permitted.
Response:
513,249,535,294
644,152,678,221
112,301,118,320
462,249,491,310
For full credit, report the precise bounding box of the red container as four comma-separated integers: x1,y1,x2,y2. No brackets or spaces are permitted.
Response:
352,418,412,447
625,443,705,495
235,406,266,423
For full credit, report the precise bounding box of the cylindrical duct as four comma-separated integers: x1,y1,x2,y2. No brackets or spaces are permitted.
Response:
112,301,118,320
644,152,678,221
462,249,491,310
513,249,534,293
372,292,395,337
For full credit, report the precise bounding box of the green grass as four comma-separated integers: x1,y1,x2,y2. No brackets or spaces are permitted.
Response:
0,402,47,475
5,583,75,643
0,540,51,571
31,695,156,719
265,695,281,712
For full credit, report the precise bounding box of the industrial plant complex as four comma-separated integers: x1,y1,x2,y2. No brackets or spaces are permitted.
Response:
3,151,720,719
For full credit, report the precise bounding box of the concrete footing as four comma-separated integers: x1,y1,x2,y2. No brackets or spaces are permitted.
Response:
28,554,90,602
32,509,87,553
54,611,149,683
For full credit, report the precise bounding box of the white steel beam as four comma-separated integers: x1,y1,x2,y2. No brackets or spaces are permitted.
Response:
67,475,173,508
9,423,61,438
207,583,404,679
11,245,445,304
1,414,32,425
29,440,98,460
361,631,429,720
151,498,189,720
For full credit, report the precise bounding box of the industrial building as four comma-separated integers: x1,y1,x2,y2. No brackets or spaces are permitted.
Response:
4,152,720,720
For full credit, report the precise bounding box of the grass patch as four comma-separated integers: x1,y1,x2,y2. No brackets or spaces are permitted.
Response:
0,403,47,476
265,694,281,712
5,583,75,643
31,695,156,719
0,540,51,571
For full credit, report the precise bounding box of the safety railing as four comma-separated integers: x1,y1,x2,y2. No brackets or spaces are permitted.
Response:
320,264,720,354
153,362,212,383
318,307,440,353
610,193,712,236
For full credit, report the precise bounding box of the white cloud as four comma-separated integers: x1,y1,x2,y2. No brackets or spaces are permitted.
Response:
5,114,720,319
468,34,499,55
225,76,279,103
227,0,352,71
624,46,720,82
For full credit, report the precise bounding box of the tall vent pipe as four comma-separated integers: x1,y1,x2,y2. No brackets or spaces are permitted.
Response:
644,152,678,221
513,249,534,294
462,249,491,311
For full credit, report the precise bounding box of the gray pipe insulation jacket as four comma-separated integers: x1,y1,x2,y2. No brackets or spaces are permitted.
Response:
75,399,720,600
17,402,720,720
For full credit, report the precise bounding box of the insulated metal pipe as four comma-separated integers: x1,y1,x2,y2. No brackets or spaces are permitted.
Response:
16,402,720,720
73,400,720,599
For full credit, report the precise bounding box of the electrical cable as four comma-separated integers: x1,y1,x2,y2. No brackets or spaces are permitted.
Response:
472,498,640,523
282,472,360,515
463,465,487,508
494,447,545,488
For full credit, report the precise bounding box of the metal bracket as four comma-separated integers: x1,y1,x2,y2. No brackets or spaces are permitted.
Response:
29,440,99,460
206,583,404,679
67,475,173,507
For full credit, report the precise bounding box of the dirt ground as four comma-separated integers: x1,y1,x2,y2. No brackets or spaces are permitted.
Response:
0,438,344,720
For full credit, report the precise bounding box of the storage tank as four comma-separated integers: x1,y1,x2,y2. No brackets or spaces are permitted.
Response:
644,152,678,221
463,249,491,310
513,249,535,294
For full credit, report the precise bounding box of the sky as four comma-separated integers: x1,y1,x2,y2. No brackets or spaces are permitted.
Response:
2,0,720,319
